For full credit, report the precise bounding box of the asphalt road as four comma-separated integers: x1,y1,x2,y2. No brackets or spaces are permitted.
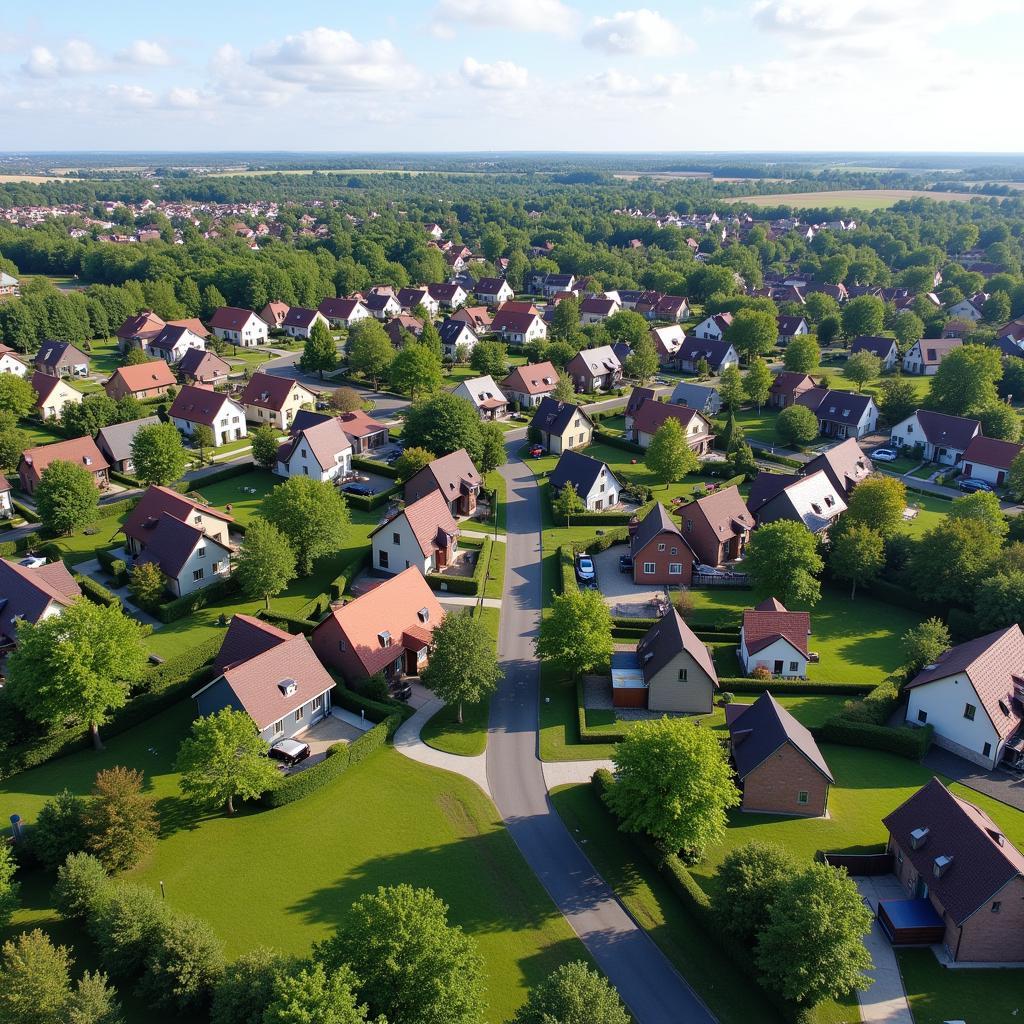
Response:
486,441,715,1024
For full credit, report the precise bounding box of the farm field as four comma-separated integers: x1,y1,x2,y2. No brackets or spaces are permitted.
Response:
730,189,992,209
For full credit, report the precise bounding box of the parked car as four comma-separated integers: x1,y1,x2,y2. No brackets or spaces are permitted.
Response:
18,555,47,569
342,482,374,496
694,563,726,577
269,739,310,766
528,444,545,458
958,477,993,493
389,680,413,702
575,555,596,586
871,447,898,463
618,554,633,573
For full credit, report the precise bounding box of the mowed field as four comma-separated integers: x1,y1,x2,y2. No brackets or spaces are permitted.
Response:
730,189,992,209
0,174,75,183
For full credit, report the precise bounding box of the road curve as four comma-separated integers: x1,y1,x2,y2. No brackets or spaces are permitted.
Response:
485,443,715,1024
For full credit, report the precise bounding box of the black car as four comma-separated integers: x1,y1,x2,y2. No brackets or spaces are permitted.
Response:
389,681,413,701
342,482,374,497
268,739,311,766
618,554,633,573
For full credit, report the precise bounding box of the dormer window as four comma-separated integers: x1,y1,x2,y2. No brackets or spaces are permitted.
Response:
278,678,298,697
418,607,430,623
378,630,392,648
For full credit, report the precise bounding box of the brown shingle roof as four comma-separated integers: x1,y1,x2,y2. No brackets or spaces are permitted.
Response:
742,601,810,657
123,484,233,545
178,348,230,381
372,490,459,557
240,372,310,412
412,449,481,501
962,435,1023,472
214,613,294,676
116,310,165,341
630,398,703,437
105,359,175,394
19,435,108,486
679,485,754,542
501,361,559,396
637,608,717,686
727,691,833,782
169,384,235,426
0,558,81,644
882,778,1024,925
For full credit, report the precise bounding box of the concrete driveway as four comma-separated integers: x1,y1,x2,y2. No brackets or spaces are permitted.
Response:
589,545,668,616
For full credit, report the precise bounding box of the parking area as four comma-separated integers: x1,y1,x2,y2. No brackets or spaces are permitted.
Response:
589,545,670,616
342,470,395,496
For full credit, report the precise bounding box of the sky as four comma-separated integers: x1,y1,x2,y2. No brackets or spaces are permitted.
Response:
2,0,1023,153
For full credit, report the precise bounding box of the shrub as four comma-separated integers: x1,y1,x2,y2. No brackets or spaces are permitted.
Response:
751,665,771,681
74,574,119,607
155,575,238,623
211,947,295,1024
818,718,933,760
52,852,109,921
29,790,88,870
138,911,225,1012
89,882,170,978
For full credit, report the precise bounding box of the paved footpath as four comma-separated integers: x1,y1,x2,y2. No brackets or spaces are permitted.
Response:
484,444,715,1024
854,878,915,1024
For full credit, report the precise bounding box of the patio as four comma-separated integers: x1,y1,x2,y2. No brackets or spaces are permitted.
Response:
590,545,671,617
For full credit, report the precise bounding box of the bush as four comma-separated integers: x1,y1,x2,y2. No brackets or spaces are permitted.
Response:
89,882,170,978
592,428,644,454
155,575,238,623
52,852,109,921
817,718,933,760
715,677,874,696
74,574,119,607
352,455,399,479
341,482,402,512
29,790,88,869
187,462,252,487
138,911,225,1012
260,719,395,808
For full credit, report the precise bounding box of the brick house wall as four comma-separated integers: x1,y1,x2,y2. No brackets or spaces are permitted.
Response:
632,531,694,586
740,742,829,817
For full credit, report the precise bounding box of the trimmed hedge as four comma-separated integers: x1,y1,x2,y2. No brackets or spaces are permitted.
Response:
558,545,578,594
256,609,320,634
74,574,118,606
352,455,399,479
155,574,239,623
426,536,492,597
577,681,628,744
260,716,397,808
818,718,933,760
96,546,129,585
343,482,402,512
716,677,875,696
95,495,140,520
110,470,143,488
332,683,414,726
329,549,370,601
293,592,332,622
560,510,633,526
754,449,804,470
864,578,938,615
11,500,40,523
189,461,255,487
592,428,645,454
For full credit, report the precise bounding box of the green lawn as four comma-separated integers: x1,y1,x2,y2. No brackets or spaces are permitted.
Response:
688,587,921,684
193,468,280,526
17,419,65,447
730,406,783,444
897,491,952,537
898,948,1024,1024
599,414,626,435
81,337,123,378
0,704,583,1024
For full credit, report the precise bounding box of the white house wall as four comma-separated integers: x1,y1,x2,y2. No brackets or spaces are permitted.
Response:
905,674,1001,769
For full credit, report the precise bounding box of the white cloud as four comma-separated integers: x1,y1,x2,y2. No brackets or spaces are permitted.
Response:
118,39,172,67
460,57,529,89
252,27,417,91
164,87,202,108
582,9,690,56
22,47,59,78
106,84,156,108
589,68,692,97
22,40,105,77
433,0,577,35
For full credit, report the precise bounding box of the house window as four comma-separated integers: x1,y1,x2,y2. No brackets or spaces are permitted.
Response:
378,550,389,569
917,709,928,724
797,791,809,805
392,532,401,545
337,640,347,652
992,901,1002,913
197,547,206,559
964,703,976,721
678,669,688,682
789,662,798,672
983,742,992,758
658,543,666,552
193,568,204,582
643,562,656,574
669,563,682,575
313,695,323,711
301,448,307,458
295,705,304,721
670,547,677,555
273,720,284,736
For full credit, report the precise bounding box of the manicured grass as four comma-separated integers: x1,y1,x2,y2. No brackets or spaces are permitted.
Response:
730,188,988,209
729,406,783,444
47,515,126,567
482,536,506,600
17,419,65,447
896,491,951,537
599,414,626,434
687,587,922,683
898,948,1024,1024
482,468,508,534
0,704,583,1024
193,468,280,526
82,337,123,377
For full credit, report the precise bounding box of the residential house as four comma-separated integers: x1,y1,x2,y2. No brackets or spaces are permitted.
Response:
625,386,657,418
384,315,425,347
549,450,621,511
240,372,316,430
311,566,444,685
727,691,833,817
369,490,459,576
776,315,810,345
904,625,1024,770
669,381,723,416
692,312,734,341
903,337,962,375
501,361,559,409
438,319,479,360
363,293,402,320
451,306,492,333
889,409,981,466
116,310,166,352
747,470,847,534
579,296,621,324
18,436,109,495
0,558,81,653
103,359,175,401
851,335,900,371
475,277,514,306
651,294,690,322
625,397,713,454
0,346,27,377
629,502,695,586
452,375,508,420
95,416,161,474
125,508,232,597
491,309,547,345
539,273,576,297
274,418,352,483
948,292,989,322
169,384,247,446
0,271,19,298
34,340,88,379
281,307,329,340
149,324,207,365
123,485,232,553
335,410,389,454
194,615,335,744
427,283,469,310
260,301,290,329
0,478,10,519
801,437,872,499
881,778,1024,962
769,371,816,409
943,319,976,341
611,609,718,713
650,324,686,367
961,435,1023,487
565,345,623,393
739,598,811,678
529,398,594,454
318,297,370,328
31,372,81,420
395,288,438,319
676,337,740,375
404,448,482,517
677,486,754,568
795,388,879,439
177,348,230,386
209,307,268,347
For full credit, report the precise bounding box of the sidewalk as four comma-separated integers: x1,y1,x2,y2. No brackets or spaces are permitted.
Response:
854,877,915,1024
542,758,613,790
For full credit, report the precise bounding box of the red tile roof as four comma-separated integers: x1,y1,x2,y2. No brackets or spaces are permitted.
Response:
214,613,293,675
962,435,1023,472
19,435,108,487
209,307,263,331
240,372,310,412
629,398,703,437
169,384,236,426
742,601,810,657
105,359,175,394
373,490,459,557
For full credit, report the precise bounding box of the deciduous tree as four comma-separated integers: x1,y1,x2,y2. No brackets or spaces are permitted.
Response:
137,911,225,1012
478,420,507,474
976,401,1021,442
783,334,820,374
829,523,884,598
328,387,364,414
469,339,509,379
928,343,1002,416
841,295,885,339
211,947,296,1024
745,520,823,608
298,320,337,380
262,476,350,574
845,350,881,391
390,343,443,400
718,365,744,410
420,612,502,725
844,475,907,537
393,446,434,482
775,404,819,447
535,588,614,678
83,767,159,872
876,377,918,426
235,519,297,609
513,961,629,1024
192,424,215,466
35,460,99,535
727,309,776,363
263,962,377,1024
0,374,36,418
402,393,483,462
742,357,772,410
30,790,88,870
644,417,699,488
910,517,1002,604
713,842,796,947
249,424,280,470
130,422,188,486
346,319,394,389
950,488,1008,540
0,929,74,1024
128,562,166,609
625,335,658,384
604,718,740,859
553,480,585,525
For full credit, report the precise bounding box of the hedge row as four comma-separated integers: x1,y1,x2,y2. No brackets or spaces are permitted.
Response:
818,718,934,760
592,428,645,454
332,683,415,726
11,500,40,523
256,609,320,634
755,449,804,470
155,574,239,623
591,770,814,1024
558,545,578,595
343,482,402,512
110,470,143,488
716,677,875,696
95,495,140,520
260,716,396,808
189,461,255,487
0,635,223,780
0,531,42,558
576,681,628,744
74,574,119,606
863,578,938,615
426,536,492,596
328,549,370,602
352,455,399,479
560,510,633,526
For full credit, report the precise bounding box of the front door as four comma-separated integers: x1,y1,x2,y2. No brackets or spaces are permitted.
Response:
404,649,418,675
773,660,784,674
